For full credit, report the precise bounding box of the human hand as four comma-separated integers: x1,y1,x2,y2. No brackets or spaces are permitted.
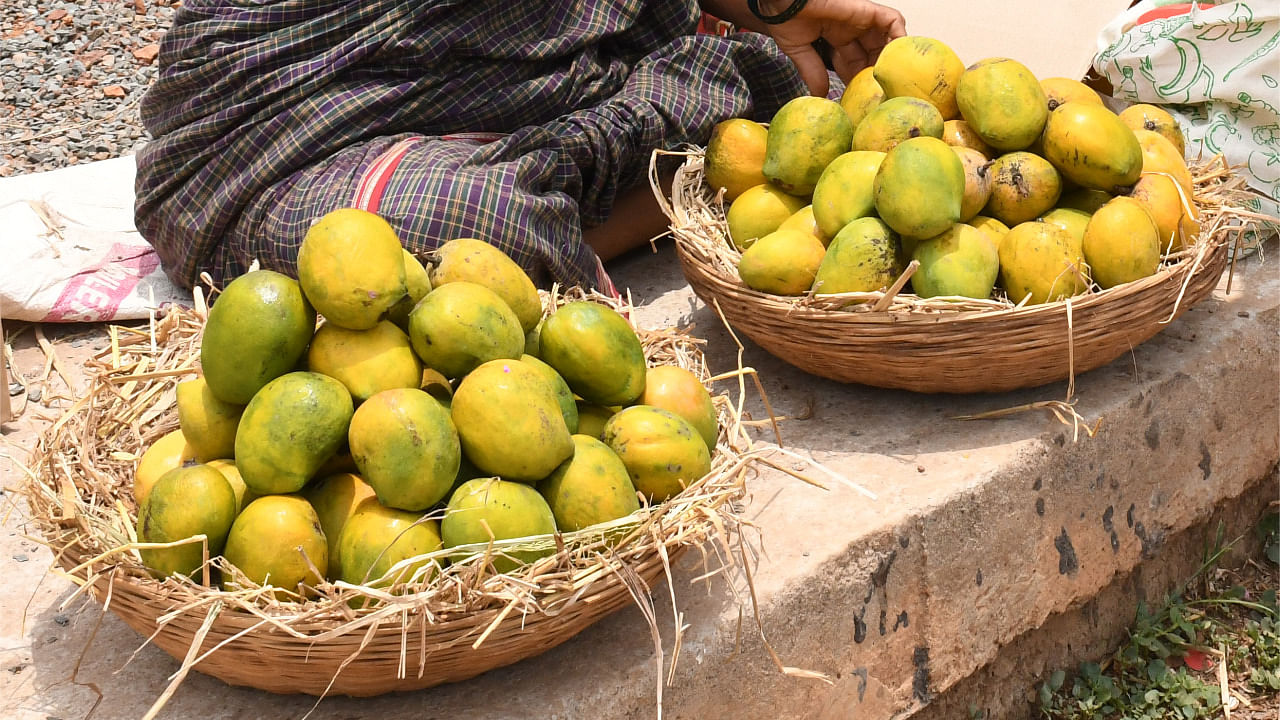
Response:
756,0,907,97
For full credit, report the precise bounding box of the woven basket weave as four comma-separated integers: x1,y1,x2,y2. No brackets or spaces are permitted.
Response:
24,294,747,706
653,150,1234,394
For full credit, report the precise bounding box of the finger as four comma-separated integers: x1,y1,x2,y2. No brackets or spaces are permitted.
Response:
777,42,831,97
831,42,871,84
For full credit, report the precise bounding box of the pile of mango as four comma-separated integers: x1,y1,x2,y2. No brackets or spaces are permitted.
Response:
705,35,1198,304
132,208,719,594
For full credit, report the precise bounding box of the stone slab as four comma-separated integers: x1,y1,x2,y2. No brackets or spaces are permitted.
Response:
1,235,1276,720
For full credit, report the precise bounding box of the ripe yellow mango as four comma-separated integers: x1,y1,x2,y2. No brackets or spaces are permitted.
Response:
738,228,826,296
640,365,719,451
953,146,993,222
967,215,1011,253
603,405,711,503
998,221,1089,304
1038,209,1092,283
441,478,557,573
777,205,827,245
298,208,407,331
852,96,944,153
873,36,965,119
387,249,432,331
538,435,640,532
811,151,885,239
337,503,442,588
206,459,255,514
956,57,1049,152
910,223,999,300
1058,188,1114,215
429,238,543,333
538,301,647,406
1119,104,1185,157
134,428,200,507
1040,77,1103,111
137,464,237,581
812,217,902,295
450,358,573,481
1042,102,1143,193
942,119,994,158
704,118,770,202
307,320,422,403
763,96,855,195
874,136,965,239
574,401,617,441
349,388,460,511
1083,197,1161,289
407,281,524,379
984,152,1063,226
839,67,885,131
234,371,354,495
726,183,808,252
303,472,377,571
1133,128,1194,198
1129,173,1201,253
520,354,580,434
223,495,328,596
175,377,243,463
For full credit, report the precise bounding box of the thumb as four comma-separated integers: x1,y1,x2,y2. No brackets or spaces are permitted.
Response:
776,42,831,97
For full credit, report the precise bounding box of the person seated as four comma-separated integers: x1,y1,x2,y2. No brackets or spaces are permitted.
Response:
134,0,906,293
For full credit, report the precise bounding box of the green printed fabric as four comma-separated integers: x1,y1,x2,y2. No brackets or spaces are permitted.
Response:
1094,0,1280,226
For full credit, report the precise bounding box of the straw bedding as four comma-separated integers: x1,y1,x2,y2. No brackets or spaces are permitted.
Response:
651,151,1265,394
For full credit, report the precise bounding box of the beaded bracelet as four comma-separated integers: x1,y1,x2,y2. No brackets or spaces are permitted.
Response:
746,0,809,25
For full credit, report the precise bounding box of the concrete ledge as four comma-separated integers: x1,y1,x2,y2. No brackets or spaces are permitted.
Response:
3,238,1276,720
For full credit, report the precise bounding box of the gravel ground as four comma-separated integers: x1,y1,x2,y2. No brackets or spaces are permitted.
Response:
0,0,176,177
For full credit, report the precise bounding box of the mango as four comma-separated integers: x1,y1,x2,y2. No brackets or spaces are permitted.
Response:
956,57,1048,152
910,223,999,300
942,119,994,158
206,459,255,514
704,118,770,202
538,301,647,406
1133,128,1194,198
873,36,965,119
984,151,1063,225
967,215,1010,253
441,478,557,573
852,96,944,153
387,249,432,331
303,472,377,570
1058,188,1114,215
201,269,315,405
223,494,328,595
1083,197,1161,289
134,428,199,507
523,318,544,357
307,320,422,403
297,208,407,330
738,228,826,296
1040,207,1092,264
349,388,460,511
538,435,641,532
407,281,524,379
603,405,711,503
1042,102,1143,193
812,217,902,295
235,371,354,495
1129,173,1201,253
1040,77,1103,111
337,503,442,587
839,66,885,131
998,221,1089,304
575,401,617,440
874,136,965,239
451,358,573,481
811,151,885,239
429,238,543,333
953,147,993,222
137,464,237,581
777,205,827,244
175,377,243,463
726,183,809,251
515,354,578,433
762,96,854,196
1119,104,1185,156
640,365,719,451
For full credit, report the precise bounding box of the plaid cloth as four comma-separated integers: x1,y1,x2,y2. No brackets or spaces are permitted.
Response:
134,0,807,290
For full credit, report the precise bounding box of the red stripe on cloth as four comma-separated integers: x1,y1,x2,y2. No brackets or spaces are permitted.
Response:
353,136,425,213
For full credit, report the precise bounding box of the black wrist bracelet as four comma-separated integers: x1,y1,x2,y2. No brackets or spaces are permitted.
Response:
747,0,809,25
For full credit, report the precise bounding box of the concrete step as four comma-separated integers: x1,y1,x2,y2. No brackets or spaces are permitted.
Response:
3,237,1275,720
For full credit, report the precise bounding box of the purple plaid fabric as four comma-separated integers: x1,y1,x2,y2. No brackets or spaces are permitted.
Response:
135,0,808,289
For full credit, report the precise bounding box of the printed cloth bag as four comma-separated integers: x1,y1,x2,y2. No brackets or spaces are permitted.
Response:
1094,0,1280,229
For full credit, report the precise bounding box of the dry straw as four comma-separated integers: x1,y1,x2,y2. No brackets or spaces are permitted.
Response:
650,149,1264,394
20,286,801,719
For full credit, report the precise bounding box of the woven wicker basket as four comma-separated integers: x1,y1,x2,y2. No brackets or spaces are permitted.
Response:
23,292,750,708
651,150,1238,394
